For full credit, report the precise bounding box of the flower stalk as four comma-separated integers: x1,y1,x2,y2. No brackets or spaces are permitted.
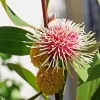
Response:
41,1,61,100
41,0,48,27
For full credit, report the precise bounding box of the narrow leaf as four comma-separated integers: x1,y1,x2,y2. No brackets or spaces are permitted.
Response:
7,63,38,91
7,63,49,100
0,0,32,27
0,26,33,55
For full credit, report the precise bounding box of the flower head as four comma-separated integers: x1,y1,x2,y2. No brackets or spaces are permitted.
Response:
30,42,49,68
28,19,97,74
36,66,64,95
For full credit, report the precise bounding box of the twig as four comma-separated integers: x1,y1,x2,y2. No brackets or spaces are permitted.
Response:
41,0,48,27
29,0,48,32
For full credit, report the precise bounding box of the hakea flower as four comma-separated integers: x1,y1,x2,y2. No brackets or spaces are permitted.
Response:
28,19,97,74
36,66,64,95
30,42,48,68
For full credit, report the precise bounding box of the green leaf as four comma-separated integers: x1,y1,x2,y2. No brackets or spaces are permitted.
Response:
7,63,38,91
28,92,43,100
73,54,100,82
0,53,11,60
87,54,100,81
0,26,33,55
77,78,100,100
88,64,100,81
46,0,50,9
78,54,100,85
7,63,49,100
0,0,32,27
73,60,91,82
77,54,100,100
91,86,100,100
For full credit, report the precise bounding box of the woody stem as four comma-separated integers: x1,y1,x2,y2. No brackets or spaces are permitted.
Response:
41,1,61,100
41,0,48,27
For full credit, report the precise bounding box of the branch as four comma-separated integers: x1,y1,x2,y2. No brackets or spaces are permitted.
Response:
41,0,48,27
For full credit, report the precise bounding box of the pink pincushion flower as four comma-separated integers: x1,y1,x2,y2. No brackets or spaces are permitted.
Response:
27,19,97,73
40,19,79,60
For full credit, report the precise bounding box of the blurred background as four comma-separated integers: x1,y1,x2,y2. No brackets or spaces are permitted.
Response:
0,0,100,100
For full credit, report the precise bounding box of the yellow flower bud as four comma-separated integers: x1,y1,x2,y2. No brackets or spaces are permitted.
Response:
30,42,48,68
36,66,65,95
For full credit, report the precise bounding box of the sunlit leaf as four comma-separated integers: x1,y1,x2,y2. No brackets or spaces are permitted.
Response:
78,54,100,85
77,78,100,100
73,53,100,82
0,0,32,27
73,60,91,82
0,26,33,55
7,63,49,100
77,54,100,100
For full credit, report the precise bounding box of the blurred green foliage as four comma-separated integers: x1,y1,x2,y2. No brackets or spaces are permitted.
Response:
0,96,5,100
98,0,100,5
0,79,24,100
0,53,25,100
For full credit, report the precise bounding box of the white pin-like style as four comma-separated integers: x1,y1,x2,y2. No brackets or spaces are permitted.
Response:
28,19,97,74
